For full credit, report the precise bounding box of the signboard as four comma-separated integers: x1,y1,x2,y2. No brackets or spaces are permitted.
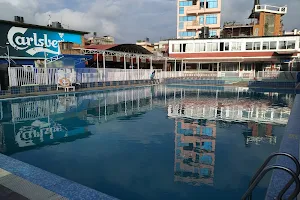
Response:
0,23,82,58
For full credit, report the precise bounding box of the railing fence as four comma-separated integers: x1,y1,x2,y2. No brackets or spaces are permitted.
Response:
8,67,300,87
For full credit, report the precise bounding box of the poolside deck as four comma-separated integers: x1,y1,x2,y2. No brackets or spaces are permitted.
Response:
0,154,117,200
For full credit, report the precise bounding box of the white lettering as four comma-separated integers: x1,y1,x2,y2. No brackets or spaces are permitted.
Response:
15,36,27,46
7,26,70,55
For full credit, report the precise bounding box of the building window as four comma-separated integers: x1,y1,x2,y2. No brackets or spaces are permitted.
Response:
287,41,296,49
209,30,217,37
199,15,204,25
278,41,295,50
206,14,217,25
195,43,205,52
231,42,242,51
253,42,261,50
270,41,277,50
179,1,192,6
207,42,218,51
179,22,184,30
200,0,205,8
179,7,184,14
263,42,269,50
173,44,180,52
246,42,253,50
179,16,197,21
279,41,286,49
185,43,194,52
207,0,218,8
224,42,229,51
180,43,194,52
179,31,196,37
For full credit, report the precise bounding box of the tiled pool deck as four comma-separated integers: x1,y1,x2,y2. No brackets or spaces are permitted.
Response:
266,94,300,199
0,153,118,200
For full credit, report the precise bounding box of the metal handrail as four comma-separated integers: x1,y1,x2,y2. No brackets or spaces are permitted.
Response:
241,165,300,200
246,153,300,200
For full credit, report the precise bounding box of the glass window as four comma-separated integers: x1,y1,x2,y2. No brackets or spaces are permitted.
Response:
232,42,242,51
185,43,194,52
179,7,184,14
173,44,180,52
200,0,205,8
287,41,296,49
207,0,218,8
206,14,217,25
179,31,196,37
179,22,184,30
199,15,204,25
195,43,205,52
209,30,217,37
270,41,277,50
179,16,196,22
179,1,192,6
224,42,229,51
253,42,261,50
207,42,218,51
279,41,287,49
246,42,253,50
263,42,269,50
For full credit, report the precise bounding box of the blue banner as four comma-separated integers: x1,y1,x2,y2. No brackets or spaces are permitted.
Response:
0,22,83,58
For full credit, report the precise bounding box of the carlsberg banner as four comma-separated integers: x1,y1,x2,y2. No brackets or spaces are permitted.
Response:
0,23,82,58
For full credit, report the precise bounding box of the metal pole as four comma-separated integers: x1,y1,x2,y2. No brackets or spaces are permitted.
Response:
131,57,133,81
184,62,187,71
43,45,48,85
96,53,99,68
6,44,10,68
174,59,177,71
102,52,106,82
6,43,11,87
181,60,183,71
124,55,126,80
137,56,140,80
150,57,153,71
164,58,167,78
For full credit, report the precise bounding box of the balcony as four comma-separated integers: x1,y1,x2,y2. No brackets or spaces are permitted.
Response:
186,6,220,15
254,5,287,15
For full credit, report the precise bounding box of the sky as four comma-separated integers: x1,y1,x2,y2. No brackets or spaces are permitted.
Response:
0,0,299,43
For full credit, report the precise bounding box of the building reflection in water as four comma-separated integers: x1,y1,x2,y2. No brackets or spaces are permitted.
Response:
174,118,216,186
243,122,276,147
169,88,293,187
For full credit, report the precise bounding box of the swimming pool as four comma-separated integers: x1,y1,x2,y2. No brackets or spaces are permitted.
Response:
0,85,294,200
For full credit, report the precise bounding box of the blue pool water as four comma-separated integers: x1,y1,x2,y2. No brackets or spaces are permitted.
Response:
0,85,294,200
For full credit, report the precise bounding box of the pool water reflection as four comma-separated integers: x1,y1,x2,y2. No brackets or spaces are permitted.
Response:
0,85,294,200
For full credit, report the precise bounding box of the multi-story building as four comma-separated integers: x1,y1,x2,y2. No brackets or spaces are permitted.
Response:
222,0,287,38
177,0,221,39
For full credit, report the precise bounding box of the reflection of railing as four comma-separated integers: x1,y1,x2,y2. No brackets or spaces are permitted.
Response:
257,71,298,81
246,136,277,145
168,104,290,125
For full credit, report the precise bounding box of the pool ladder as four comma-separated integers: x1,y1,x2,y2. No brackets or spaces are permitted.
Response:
241,153,300,200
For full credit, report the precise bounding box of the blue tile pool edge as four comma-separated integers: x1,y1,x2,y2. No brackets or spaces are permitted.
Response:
0,153,118,200
265,94,300,199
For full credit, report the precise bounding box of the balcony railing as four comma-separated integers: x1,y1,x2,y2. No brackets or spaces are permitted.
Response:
254,5,287,15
